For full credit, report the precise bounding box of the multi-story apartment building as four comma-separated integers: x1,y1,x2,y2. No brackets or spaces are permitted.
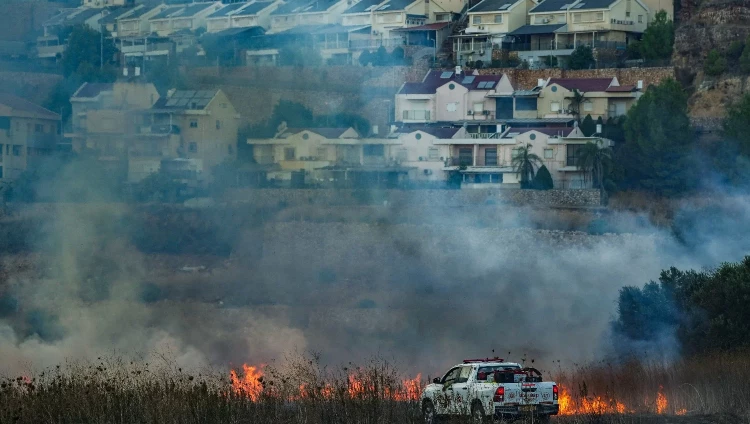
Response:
0,94,61,181
454,0,534,64
117,5,168,38
507,0,649,64
148,2,224,37
268,0,350,33
537,77,642,120
37,8,105,60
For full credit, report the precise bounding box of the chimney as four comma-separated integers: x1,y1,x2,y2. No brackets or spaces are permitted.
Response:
537,78,545,87
455,65,462,76
596,123,602,134
637,80,643,90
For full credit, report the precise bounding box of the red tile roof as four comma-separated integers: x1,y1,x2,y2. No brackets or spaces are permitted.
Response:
396,125,460,138
547,78,614,92
0,93,60,119
398,70,505,95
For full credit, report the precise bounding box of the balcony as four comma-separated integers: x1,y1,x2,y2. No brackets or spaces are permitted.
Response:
511,40,626,52
446,157,504,167
468,132,500,139
349,38,404,50
255,155,275,165
316,40,348,50
362,156,386,166
138,124,180,135
401,110,431,121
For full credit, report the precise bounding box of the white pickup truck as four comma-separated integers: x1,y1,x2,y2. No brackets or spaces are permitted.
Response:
421,358,559,423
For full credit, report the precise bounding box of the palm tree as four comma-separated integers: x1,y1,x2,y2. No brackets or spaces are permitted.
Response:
511,143,543,189
577,140,613,203
568,89,586,121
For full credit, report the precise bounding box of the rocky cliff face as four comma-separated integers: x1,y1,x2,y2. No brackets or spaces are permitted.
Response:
674,0,750,121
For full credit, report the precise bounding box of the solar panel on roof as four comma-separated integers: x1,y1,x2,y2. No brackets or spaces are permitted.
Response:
440,71,453,79
176,98,190,107
377,4,390,10
195,98,211,108
462,76,476,84
172,91,188,98
560,3,570,9
485,81,495,88
574,3,584,7
477,81,487,88
165,98,179,106
498,3,511,9
183,90,196,97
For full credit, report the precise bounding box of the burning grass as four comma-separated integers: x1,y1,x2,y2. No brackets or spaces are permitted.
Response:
3,352,750,424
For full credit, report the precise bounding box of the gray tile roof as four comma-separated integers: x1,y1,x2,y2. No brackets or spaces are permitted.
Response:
233,1,275,16
208,3,246,18
120,5,158,19
151,6,183,20
170,3,216,18
530,0,617,13
469,0,519,13
507,23,564,35
272,0,339,15
344,0,383,14
101,7,136,24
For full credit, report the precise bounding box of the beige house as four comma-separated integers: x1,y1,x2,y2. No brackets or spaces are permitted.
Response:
537,77,642,121
436,126,612,188
268,0,350,34
82,0,132,9
117,5,168,38
396,69,513,124
37,8,105,60
509,0,649,64
392,126,463,182
0,94,61,182
454,0,533,64
131,89,240,182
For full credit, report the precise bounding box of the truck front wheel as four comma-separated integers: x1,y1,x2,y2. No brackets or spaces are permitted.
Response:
471,401,486,424
423,400,436,424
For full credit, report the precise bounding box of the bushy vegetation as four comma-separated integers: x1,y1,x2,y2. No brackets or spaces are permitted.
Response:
613,256,750,356
639,10,674,61
567,45,595,70
704,49,727,76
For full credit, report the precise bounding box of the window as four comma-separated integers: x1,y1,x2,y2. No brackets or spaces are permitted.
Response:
473,15,481,24
626,11,630,17
12,145,21,156
0,166,3,179
284,147,295,160
442,367,462,385
216,120,221,130
458,147,473,166
515,97,537,111
363,144,384,156
583,101,593,112
596,12,604,21
494,14,503,23
573,13,580,23
456,366,473,384
0,117,9,131
512,147,521,159
190,120,198,128
428,147,439,160
473,102,484,113
0,144,3,158
188,142,198,153
567,144,584,166
544,148,554,159
316,147,327,159
551,102,561,112
638,14,643,23
485,148,498,166
436,13,449,21
415,133,422,140
529,133,536,140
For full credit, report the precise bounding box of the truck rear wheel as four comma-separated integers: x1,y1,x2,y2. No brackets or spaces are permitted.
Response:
471,401,485,424
423,400,436,424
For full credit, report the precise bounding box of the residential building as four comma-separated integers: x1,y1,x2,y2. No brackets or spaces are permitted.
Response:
37,8,105,60
67,82,160,178
0,94,61,181
100,7,138,37
248,126,413,187
392,125,463,182
206,1,278,33
537,77,642,120
117,5,168,38
507,0,649,64
148,2,224,37
437,125,611,188
268,0,350,34
395,69,512,126
132,89,239,182
453,0,533,64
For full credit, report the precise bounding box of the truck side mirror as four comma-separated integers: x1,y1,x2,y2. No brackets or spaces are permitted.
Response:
433,377,441,384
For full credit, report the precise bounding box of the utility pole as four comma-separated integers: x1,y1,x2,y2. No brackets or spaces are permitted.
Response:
100,29,103,70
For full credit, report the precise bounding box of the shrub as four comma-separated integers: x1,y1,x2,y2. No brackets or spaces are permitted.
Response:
532,165,554,190
567,45,594,70
358,50,372,66
727,40,745,61
704,49,727,76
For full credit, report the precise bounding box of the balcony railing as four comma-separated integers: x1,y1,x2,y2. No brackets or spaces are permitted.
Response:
468,132,500,139
316,40,349,50
362,156,386,166
402,110,431,121
349,38,403,50
510,40,627,52
446,157,503,167
453,42,492,53
256,155,275,165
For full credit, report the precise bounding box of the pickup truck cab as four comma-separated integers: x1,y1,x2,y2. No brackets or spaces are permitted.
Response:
421,357,559,423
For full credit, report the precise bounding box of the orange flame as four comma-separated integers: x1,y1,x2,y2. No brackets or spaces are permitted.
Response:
230,364,265,401
559,384,684,416
656,386,668,414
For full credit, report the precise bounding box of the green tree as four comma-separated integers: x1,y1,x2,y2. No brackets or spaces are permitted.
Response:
723,93,750,156
619,78,695,196
704,49,727,76
143,58,186,96
373,46,389,66
358,50,372,66
727,40,745,61
567,45,595,70
531,164,553,190
511,143,542,189
278,45,322,67
580,114,596,136
568,89,586,120
390,46,405,65
60,24,117,81
639,10,674,60
577,140,613,203
741,36,750,73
